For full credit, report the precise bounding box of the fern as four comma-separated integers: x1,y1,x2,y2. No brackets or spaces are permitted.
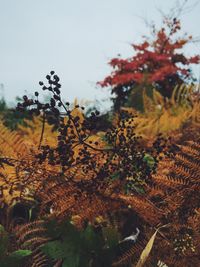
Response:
120,84,200,139
3,73,199,266
15,220,51,267
112,139,200,266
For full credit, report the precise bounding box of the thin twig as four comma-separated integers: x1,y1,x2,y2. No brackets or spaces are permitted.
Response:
38,112,46,149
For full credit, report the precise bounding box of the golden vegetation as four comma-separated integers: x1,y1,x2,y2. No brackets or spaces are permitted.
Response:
119,85,200,139
0,82,199,266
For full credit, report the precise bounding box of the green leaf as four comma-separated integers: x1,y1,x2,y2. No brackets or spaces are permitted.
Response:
42,220,82,265
43,219,117,267
8,249,32,259
81,225,103,252
62,221,81,244
41,241,65,259
143,153,155,168
45,219,81,244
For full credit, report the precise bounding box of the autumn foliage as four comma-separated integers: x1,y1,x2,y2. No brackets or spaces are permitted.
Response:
98,17,200,110
0,69,199,267
0,10,200,267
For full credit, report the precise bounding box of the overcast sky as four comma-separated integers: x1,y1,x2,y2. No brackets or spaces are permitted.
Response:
0,0,200,108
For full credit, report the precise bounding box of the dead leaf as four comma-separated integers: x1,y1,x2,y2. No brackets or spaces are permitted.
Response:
134,225,168,267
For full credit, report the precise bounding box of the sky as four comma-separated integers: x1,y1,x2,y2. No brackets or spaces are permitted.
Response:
0,0,200,109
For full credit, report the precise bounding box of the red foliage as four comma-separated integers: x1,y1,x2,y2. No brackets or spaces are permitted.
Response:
98,17,200,98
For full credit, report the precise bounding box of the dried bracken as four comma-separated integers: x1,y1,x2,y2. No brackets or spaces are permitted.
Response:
0,72,200,267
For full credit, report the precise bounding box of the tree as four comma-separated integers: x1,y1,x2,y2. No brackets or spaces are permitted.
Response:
98,16,200,111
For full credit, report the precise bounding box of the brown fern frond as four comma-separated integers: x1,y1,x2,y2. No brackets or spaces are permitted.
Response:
178,144,200,158
15,220,50,267
143,139,200,266
152,174,189,188
175,153,200,174
31,252,48,267
117,194,163,225
0,123,30,158
112,240,146,266
38,179,122,224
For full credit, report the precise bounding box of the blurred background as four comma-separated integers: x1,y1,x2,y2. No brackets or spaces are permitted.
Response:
0,0,199,109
